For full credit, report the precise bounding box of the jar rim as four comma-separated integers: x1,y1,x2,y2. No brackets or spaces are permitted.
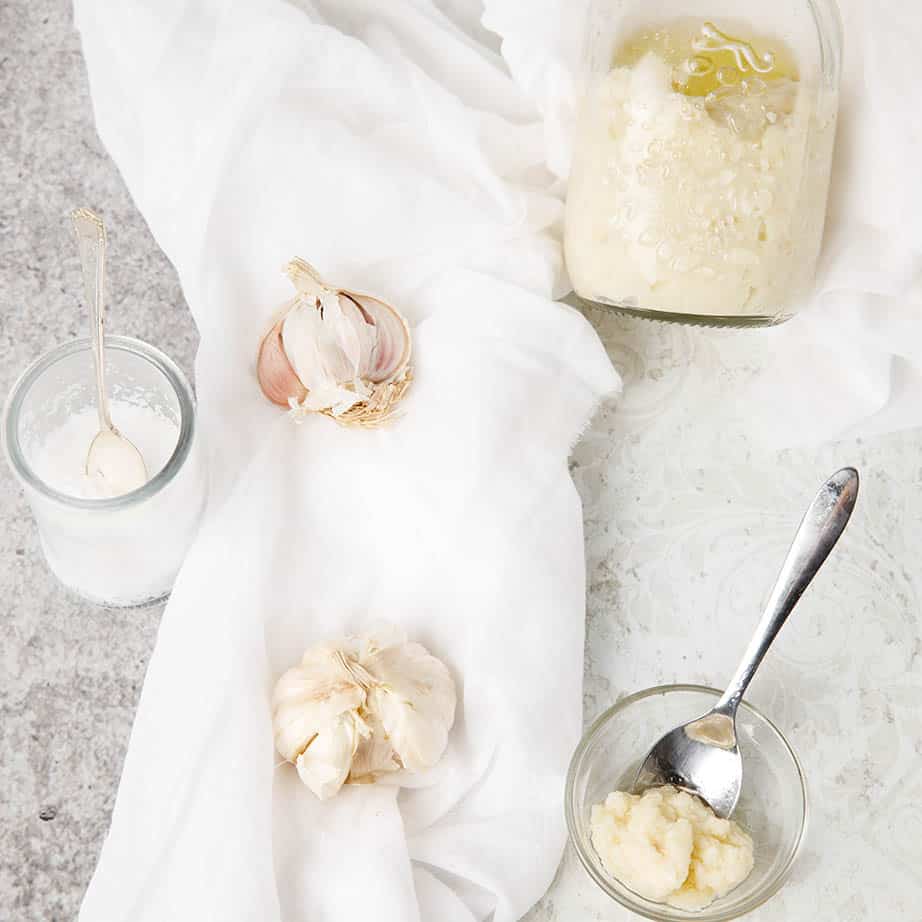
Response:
808,0,844,86
3,335,196,511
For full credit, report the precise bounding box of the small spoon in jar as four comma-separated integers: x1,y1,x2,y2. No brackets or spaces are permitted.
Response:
633,467,859,817
72,208,148,494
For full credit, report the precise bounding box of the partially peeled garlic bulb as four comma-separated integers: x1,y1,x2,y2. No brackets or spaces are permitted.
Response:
257,259,412,426
272,627,456,800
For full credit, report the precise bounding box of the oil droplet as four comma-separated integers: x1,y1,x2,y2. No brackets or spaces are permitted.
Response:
685,55,714,77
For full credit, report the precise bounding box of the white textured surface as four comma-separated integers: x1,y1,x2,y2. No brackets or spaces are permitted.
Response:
526,307,922,921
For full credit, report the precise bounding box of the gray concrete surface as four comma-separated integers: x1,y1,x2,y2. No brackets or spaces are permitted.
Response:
1,3,196,919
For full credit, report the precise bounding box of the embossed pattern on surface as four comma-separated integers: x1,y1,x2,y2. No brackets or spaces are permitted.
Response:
527,307,922,921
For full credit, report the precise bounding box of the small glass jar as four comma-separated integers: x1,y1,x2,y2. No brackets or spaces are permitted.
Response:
565,0,842,326
3,336,207,608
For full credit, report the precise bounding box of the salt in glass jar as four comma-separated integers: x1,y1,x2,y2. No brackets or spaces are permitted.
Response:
4,336,207,608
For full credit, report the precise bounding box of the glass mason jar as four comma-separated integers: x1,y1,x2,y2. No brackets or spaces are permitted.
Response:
565,0,842,327
3,336,207,608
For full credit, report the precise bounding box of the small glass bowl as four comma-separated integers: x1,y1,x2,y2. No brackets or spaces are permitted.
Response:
566,684,807,921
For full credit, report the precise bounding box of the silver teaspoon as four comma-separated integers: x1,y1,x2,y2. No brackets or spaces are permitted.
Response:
72,208,148,494
633,467,859,818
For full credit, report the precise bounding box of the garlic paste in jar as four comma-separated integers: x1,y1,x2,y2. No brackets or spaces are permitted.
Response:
565,20,838,324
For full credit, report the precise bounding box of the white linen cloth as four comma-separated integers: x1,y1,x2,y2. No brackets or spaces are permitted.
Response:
74,2,619,921
74,0,922,919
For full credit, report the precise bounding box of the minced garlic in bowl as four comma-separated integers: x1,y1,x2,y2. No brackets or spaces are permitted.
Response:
565,685,807,920
590,785,754,910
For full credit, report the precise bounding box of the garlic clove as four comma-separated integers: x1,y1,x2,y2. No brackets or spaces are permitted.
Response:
281,297,368,416
271,646,366,763
256,317,306,408
348,708,401,784
283,293,359,391
363,641,457,773
345,293,412,384
318,291,363,380
295,712,364,800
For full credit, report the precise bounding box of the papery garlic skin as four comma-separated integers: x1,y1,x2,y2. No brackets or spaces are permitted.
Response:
271,627,456,799
349,709,400,784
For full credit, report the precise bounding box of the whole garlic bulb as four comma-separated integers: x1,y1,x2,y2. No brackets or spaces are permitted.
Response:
256,259,412,427
272,627,456,800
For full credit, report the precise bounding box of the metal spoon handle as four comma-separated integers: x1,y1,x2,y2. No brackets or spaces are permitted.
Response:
72,208,113,432
716,467,859,715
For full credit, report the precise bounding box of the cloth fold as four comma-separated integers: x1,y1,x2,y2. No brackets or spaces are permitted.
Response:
75,1,618,921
